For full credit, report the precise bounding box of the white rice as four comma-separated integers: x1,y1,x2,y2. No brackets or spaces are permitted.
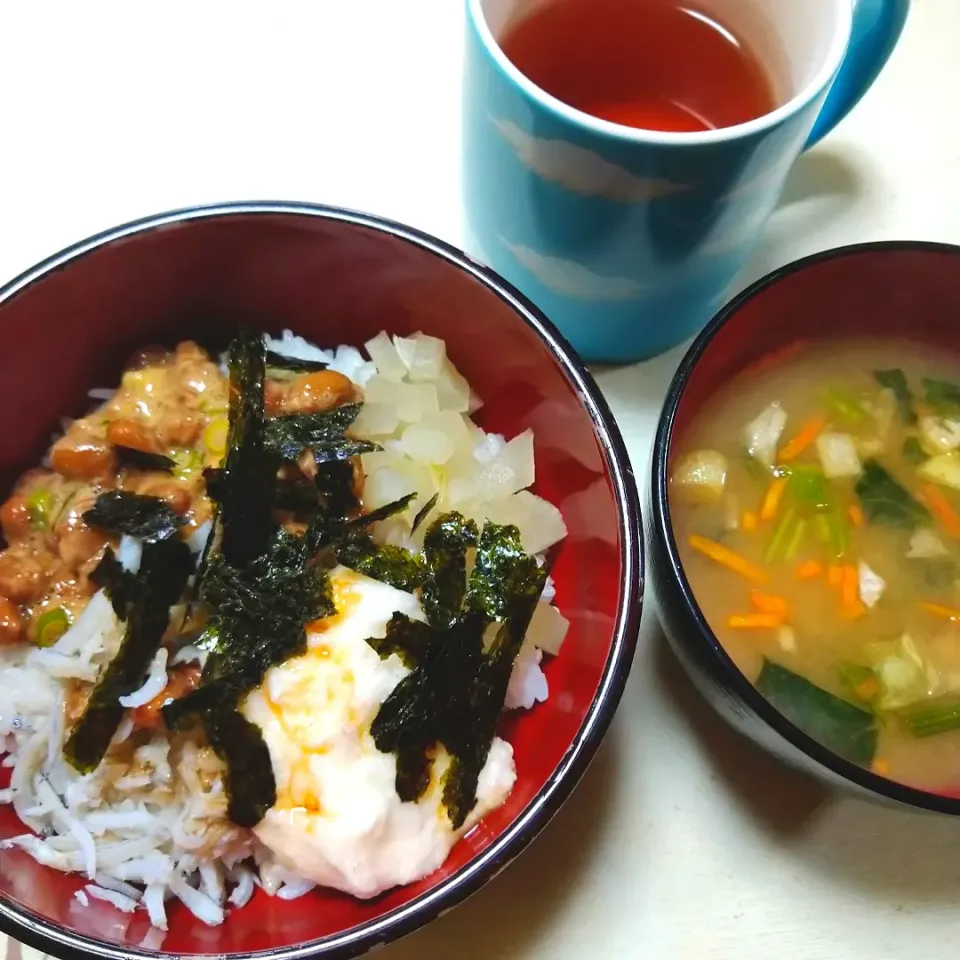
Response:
0,333,567,930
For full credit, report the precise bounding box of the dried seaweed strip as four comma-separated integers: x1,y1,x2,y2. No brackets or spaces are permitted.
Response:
83,491,184,543
64,538,194,772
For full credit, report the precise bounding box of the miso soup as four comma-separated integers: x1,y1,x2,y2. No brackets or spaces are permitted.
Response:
671,340,960,793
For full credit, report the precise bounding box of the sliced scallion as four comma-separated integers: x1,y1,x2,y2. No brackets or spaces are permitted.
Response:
36,607,71,648
898,698,960,738
26,488,55,530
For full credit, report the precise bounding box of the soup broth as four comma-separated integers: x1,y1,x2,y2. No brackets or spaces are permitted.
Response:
671,340,960,793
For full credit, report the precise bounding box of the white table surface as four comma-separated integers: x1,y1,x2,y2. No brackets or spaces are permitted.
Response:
0,2,958,958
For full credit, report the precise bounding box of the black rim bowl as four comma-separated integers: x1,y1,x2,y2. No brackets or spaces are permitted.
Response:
650,239,960,817
0,201,645,960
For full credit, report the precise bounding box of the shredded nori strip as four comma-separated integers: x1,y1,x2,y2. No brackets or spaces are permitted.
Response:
216,329,277,566
335,536,427,592
90,547,143,619
420,512,478,630
412,493,439,533
113,446,177,473
367,522,546,828
265,350,328,373
262,405,378,462
315,460,358,516
366,612,433,669
83,491,184,543
274,477,322,515
64,538,194,773
162,529,333,826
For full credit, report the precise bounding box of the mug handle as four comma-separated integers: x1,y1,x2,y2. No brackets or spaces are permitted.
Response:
805,0,910,148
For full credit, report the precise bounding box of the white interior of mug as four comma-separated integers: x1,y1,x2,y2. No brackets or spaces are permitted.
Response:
474,0,852,141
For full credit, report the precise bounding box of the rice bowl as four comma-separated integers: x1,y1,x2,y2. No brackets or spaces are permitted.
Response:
0,327,570,937
0,202,641,960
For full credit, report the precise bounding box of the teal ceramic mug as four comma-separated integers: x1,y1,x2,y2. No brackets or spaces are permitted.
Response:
463,0,910,362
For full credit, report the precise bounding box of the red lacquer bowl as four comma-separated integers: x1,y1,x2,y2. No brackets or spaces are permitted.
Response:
649,240,960,815
0,204,643,959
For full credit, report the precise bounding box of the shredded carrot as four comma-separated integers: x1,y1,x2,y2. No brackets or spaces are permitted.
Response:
840,564,859,609
856,677,880,701
741,510,758,532
842,599,867,620
919,483,960,538
796,560,823,581
726,612,783,629
688,534,768,584
759,477,788,522
847,504,864,527
871,758,890,776
919,601,960,622
837,560,866,618
750,590,789,617
827,564,843,588
779,414,826,462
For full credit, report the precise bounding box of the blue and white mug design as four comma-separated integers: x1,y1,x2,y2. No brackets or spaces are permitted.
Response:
463,0,910,362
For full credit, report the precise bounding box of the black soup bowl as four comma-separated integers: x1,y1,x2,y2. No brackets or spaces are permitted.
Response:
648,240,960,816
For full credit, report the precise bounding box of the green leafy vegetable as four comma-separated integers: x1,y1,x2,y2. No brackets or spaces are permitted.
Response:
898,697,960,738
114,446,177,473
902,436,927,464
64,538,194,772
923,377,960,416
874,369,916,424
756,659,878,765
83,491,185,543
367,522,546,828
855,459,928,528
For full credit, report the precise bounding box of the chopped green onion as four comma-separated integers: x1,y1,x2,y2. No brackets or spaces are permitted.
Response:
765,508,799,564
898,697,960,738
173,448,204,480
784,518,807,561
813,508,848,559
822,387,867,427
26,488,55,530
788,465,831,510
36,607,71,647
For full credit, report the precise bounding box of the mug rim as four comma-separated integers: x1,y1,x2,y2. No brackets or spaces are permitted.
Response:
467,0,853,146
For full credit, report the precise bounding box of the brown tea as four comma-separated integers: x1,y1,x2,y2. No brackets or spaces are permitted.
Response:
500,0,777,133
